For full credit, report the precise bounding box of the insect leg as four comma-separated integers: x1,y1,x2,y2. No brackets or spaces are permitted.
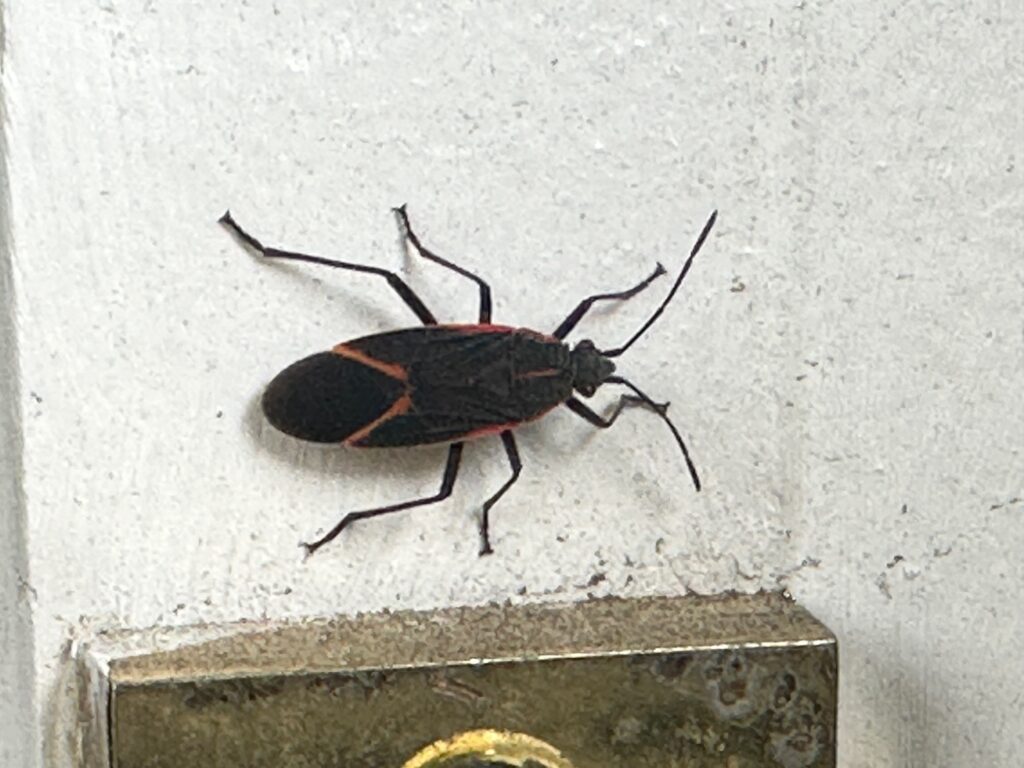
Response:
393,205,494,323
220,210,438,325
302,442,464,556
478,431,522,556
552,263,667,339
568,377,701,491
568,392,700,483
564,394,667,428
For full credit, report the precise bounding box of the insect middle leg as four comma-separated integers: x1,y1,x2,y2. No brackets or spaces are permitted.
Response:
552,262,667,339
302,442,464,556
478,431,522,556
220,210,438,325
393,205,494,323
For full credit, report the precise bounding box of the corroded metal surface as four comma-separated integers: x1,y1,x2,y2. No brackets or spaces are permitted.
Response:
104,593,837,767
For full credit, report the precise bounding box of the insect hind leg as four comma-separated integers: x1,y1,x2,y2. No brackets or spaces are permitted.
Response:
393,205,494,323
301,443,464,556
220,210,438,326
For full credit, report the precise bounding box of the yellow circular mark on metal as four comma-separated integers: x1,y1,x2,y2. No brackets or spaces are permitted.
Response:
402,729,576,768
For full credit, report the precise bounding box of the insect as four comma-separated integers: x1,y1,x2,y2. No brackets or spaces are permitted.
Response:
220,205,717,556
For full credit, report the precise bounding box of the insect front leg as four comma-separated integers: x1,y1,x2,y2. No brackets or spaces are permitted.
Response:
552,262,666,339
393,205,494,323
564,394,667,427
569,376,702,491
478,431,522,556
220,211,438,326
302,442,464,556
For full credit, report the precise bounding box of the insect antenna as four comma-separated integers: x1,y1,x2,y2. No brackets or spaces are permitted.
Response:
605,375,701,491
600,210,717,358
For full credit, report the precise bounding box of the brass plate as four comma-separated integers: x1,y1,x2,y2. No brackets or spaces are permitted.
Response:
92,592,837,767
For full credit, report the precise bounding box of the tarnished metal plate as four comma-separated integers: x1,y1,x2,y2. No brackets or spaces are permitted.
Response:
97,592,836,767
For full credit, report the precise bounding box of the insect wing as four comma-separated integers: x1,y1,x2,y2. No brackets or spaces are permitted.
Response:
347,327,571,447
262,351,405,442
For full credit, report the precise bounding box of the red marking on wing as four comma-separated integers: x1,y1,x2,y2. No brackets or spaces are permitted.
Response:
516,327,561,343
439,324,560,343
333,343,409,381
344,393,413,446
456,401,562,442
517,368,561,380
458,422,521,441
440,323,516,334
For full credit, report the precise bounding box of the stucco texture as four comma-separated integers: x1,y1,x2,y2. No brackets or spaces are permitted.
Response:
0,1,1020,766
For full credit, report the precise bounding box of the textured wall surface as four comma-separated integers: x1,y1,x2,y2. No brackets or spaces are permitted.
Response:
1,1,37,763
1,1,1021,766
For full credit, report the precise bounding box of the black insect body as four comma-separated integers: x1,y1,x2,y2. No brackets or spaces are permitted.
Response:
221,206,718,556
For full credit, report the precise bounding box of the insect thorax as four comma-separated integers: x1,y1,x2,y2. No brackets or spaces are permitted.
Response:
569,340,616,397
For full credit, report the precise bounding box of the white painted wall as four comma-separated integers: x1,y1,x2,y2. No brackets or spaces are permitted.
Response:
1,1,1020,765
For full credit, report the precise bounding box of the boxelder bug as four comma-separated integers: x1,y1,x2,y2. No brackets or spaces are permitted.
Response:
220,206,717,556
